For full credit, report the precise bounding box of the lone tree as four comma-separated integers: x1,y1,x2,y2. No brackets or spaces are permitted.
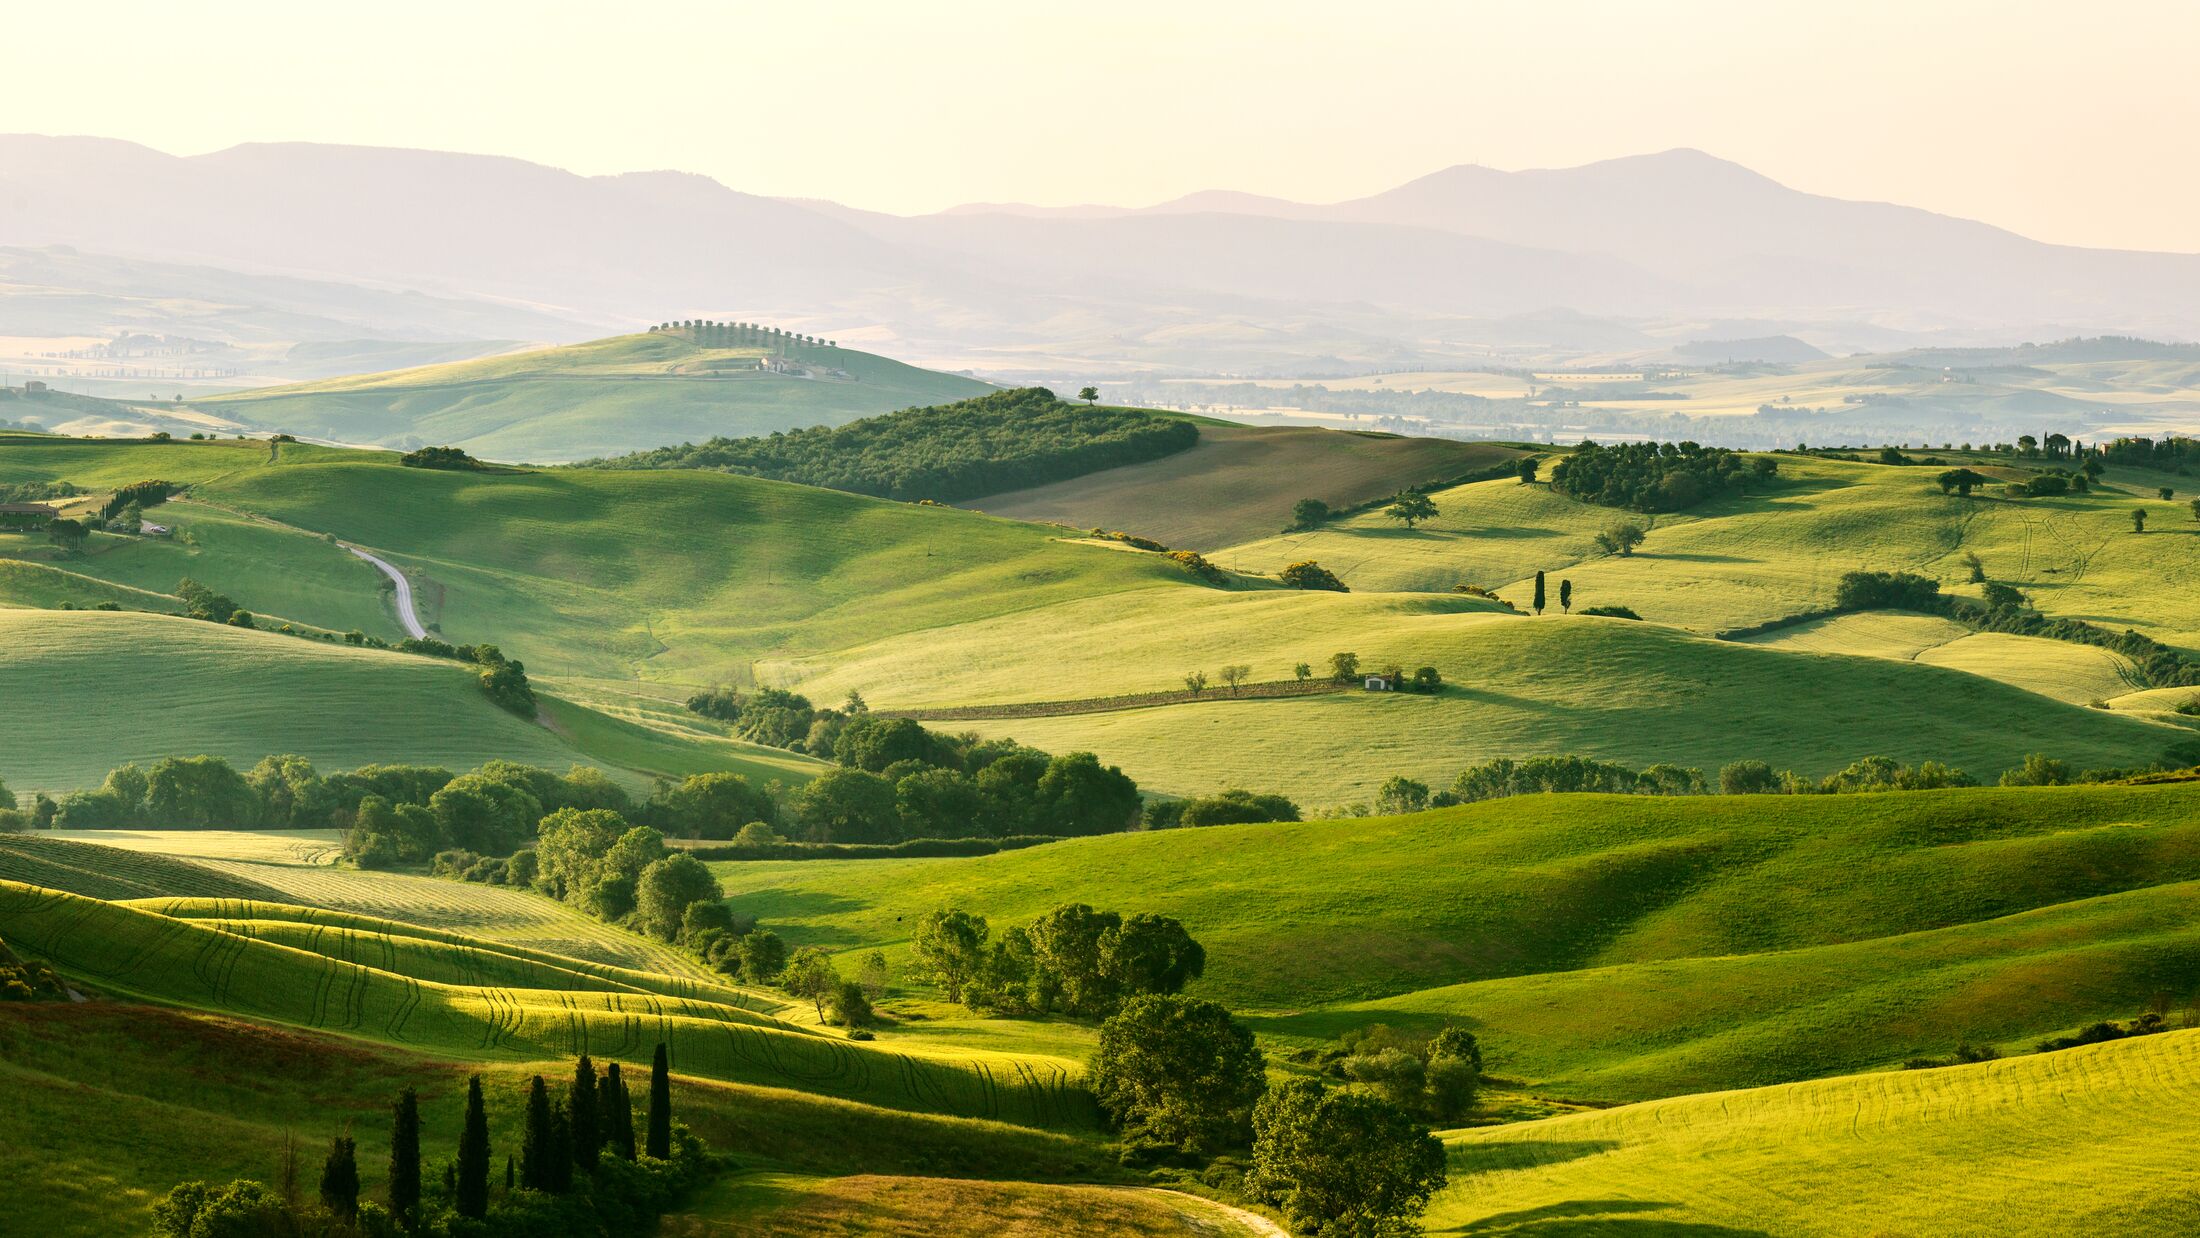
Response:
318,1135,359,1223
1247,1080,1448,1237
388,1088,421,1229
1219,664,1251,695
647,1043,672,1159
1289,498,1330,530
786,947,841,1020
1532,571,1547,615
1293,662,1312,682
2133,508,2149,533
1078,386,1099,406
1088,995,1267,1156
1329,652,1360,683
1559,579,1573,614
2190,498,2200,522
1937,468,1990,496
1594,522,1647,557
1383,490,1438,529
1517,457,1539,484
2161,487,2176,501
1183,670,1208,696
456,1075,490,1219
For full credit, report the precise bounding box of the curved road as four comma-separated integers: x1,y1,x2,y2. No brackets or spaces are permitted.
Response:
346,545,427,639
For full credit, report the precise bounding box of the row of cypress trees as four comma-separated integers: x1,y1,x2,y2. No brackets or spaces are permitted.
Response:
350,1044,674,1227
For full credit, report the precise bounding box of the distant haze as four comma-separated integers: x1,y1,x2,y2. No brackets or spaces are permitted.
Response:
4,0,2200,252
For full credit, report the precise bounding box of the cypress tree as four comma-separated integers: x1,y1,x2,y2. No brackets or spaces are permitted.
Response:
570,1054,600,1173
606,1062,637,1161
519,1074,553,1191
319,1134,360,1222
1559,579,1573,614
646,1042,672,1159
456,1074,490,1219
548,1101,575,1194
1533,570,1547,615
388,1088,420,1229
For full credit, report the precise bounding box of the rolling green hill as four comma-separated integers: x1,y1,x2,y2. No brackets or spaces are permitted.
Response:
199,332,997,462
1434,1028,2200,1237
841,614,2188,801
0,880,1089,1127
966,423,1521,550
0,609,820,793
714,783,2200,1097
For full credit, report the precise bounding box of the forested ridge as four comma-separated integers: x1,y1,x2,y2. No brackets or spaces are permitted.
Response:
576,388,1198,501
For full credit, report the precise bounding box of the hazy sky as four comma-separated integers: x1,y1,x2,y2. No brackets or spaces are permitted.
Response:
8,0,2199,251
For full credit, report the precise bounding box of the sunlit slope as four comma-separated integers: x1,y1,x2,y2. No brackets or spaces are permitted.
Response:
0,609,589,790
1740,610,2148,704
1218,454,2200,648
0,1001,1118,1238
190,454,1194,680
0,881,1088,1127
200,332,996,462
1434,1031,2200,1237
967,423,1519,550
924,618,2185,799
718,783,2200,1004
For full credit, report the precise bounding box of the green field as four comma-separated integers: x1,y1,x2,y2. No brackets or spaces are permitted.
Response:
967,422,1520,551
199,332,997,462
1435,1028,2200,1237
1217,452,2200,649
715,783,2200,1098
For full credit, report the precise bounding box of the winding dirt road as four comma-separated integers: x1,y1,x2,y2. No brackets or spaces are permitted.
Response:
346,545,427,639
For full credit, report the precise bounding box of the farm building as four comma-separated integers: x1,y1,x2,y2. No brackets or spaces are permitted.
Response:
0,502,55,530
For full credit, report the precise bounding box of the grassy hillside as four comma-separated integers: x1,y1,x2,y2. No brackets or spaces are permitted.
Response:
0,881,1088,1127
0,1002,1126,1238
184,451,1192,681
715,784,2200,1097
967,423,1519,550
1217,452,2200,650
199,332,997,462
0,610,814,793
1434,1029,2200,1237
909,617,2186,800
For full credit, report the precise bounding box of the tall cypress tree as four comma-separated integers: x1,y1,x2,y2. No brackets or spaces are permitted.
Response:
388,1088,420,1228
1533,570,1547,615
570,1054,600,1173
646,1043,672,1160
605,1062,637,1161
519,1075,553,1191
456,1075,490,1219
319,1134,360,1221
548,1101,575,1194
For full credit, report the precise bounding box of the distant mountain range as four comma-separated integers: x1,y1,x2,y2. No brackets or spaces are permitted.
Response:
2,136,2196,375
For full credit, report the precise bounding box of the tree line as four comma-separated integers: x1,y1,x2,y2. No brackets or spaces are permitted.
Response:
687,691,1146,841
152,1046,711,1237
576,387,1200,502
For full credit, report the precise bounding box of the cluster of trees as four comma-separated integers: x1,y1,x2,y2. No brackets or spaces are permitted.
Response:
0,933,66,1001
2099,434,2200,473
1293,1023,1484,1124
1278,560,1348,591
0,479,81,504
2005,466,2092,497
177,576,255,627
393,637,536,715
910,903,1205,1019
398,446,487,471
685,693,1144,841
153,1049,708,1237
580,388,1199,503
1085,995,1448,1236
1144,788,1302,830
1550,440,1773,512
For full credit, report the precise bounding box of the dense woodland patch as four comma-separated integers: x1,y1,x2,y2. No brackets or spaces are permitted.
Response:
1549,439,1772,512
577,388,1199,501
